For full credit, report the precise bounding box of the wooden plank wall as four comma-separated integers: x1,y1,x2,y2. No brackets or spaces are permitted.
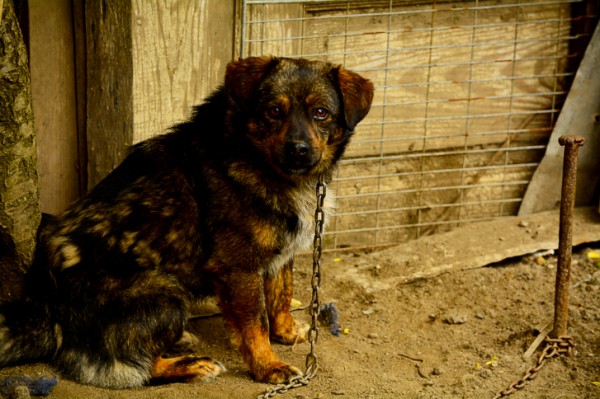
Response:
132,0,235,143
31,0,236,201
243,3,304,57
29,0,79,214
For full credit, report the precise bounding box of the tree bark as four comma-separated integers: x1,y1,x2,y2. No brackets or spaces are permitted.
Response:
0,0,41,302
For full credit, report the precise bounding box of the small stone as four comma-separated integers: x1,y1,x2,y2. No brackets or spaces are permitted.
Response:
362,308,374,315
428,314,437,322
368,333,379,339
518,220,529,228
332,390,346,395
475,312,485,320
432,367,443,376
443,314,467,324
423,380,434,386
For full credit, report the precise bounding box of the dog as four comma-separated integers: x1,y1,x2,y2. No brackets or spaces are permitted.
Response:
0,56,373,388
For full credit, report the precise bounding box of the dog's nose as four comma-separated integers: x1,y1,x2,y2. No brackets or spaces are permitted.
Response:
285,141,310,159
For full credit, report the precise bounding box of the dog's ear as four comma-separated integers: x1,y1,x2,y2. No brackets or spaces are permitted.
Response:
225,56,278,108
333,67,374,130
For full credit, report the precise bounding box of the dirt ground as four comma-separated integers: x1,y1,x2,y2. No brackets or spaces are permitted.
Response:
1,214,599,399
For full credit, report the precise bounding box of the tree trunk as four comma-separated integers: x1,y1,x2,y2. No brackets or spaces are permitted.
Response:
0,0,41,303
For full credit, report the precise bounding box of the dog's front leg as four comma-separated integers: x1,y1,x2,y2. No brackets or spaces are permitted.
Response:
216,270,302,384
264,259,309,344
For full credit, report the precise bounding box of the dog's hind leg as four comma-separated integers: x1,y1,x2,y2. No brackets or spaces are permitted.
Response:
53,271,224,388
150,355,225,385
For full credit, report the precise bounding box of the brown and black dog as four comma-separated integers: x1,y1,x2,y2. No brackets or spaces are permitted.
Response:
0,57,373,388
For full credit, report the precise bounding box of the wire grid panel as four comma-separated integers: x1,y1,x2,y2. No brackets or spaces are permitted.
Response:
240,0,596,251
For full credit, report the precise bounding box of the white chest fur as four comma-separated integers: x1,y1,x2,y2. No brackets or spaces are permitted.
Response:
265,186,335,277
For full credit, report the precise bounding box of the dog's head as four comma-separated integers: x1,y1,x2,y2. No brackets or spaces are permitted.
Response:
225,57,374,179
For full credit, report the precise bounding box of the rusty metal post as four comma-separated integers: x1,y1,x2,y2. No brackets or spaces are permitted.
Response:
551,135,585,338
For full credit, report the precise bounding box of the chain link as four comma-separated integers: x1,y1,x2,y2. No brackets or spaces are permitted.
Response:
493,336,575,399
258,176,326,399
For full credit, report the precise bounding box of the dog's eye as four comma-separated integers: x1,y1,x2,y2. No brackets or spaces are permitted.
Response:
314,108,329,121
268,106,282,119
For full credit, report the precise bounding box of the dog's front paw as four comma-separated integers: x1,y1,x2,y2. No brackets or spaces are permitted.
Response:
253,362,303,384
271,316,310,345
294,321,310,342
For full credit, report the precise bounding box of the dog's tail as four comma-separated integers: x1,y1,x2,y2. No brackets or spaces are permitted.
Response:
0,300,59,366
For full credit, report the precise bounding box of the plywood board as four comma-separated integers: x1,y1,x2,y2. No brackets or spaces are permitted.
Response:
519,22,600,215
334,207,600,290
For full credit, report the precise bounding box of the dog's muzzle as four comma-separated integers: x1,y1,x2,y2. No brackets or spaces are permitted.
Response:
279,140,319,175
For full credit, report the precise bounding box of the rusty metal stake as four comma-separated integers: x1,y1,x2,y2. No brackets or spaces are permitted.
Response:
551,135,584,338
494,135,583,399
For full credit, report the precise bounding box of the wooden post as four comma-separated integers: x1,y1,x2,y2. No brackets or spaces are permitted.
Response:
28,0,80,214
85,0,134,188
84,0,235,187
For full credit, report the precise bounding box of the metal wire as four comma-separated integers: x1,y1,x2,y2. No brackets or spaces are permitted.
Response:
240,0,597,250
243,16,588,44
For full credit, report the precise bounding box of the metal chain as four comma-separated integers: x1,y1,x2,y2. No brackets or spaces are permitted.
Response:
493,336,575,399
257,176,326,399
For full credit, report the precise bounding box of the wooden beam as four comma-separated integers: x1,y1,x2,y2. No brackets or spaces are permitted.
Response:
72,0,88,196
84,0,235,187
85,0,133,188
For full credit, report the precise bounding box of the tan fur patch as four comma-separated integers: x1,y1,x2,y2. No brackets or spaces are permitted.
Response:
132,240,162,267
162,206,175,217
48,236,81,269
54,323,63,351
252,222,277,250
61,243,81,269
166,230,179,243
87,219,112,237
119,231,138,253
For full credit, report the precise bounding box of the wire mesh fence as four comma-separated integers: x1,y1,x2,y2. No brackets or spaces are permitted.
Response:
238,0,598,251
